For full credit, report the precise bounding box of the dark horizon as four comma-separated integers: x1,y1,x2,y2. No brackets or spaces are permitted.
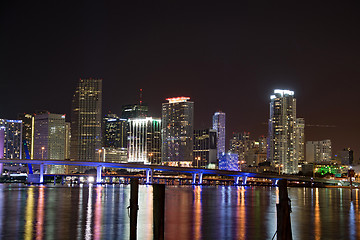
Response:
1,1,360,158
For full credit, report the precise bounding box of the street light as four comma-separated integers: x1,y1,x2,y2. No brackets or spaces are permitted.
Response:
98,149,102,162
41,147,45,159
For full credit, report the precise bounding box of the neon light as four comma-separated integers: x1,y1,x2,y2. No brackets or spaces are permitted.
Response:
166,97,190,103
273,89,294,96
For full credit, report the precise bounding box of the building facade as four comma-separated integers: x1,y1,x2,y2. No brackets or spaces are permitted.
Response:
268,89,298,174
161,97,194,166
213,111,226,159
219,153,239,171
103,114,128,149
306,140,332,163
295,118,305,165
193,129,217,168
0,119,22,159
121,104,148,119
18,113,33,158
127,117,161,164
70,78,102,171
33,113,66,174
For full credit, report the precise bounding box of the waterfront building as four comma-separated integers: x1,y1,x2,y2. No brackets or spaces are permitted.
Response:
70,78,102,171
306,140,332,163
161,97,194,166
219,153,239,171
103,114,128,149
128,117,161,164
193,129,217,168
229,132,256,168
33,113,66,173
213,111,225,159
335,148,353,166
0,119,22,159
295,118,305,165
100,147,127,163
17,113,34,158
268,89,298,174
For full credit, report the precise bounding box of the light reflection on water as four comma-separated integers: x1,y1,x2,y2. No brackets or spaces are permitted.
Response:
0,184,359,239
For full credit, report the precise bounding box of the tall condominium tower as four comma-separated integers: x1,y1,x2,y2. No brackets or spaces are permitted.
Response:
127,117,161,164
0,119,22,159
213,112,226,159
162,97,194,166
33,113,66,173
71,78,102,169
268,89,298,174
295,118,305,165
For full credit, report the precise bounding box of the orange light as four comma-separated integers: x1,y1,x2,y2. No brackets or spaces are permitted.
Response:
166,97,190,103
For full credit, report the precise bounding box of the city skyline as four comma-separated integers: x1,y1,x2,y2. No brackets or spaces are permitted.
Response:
1,2,360,157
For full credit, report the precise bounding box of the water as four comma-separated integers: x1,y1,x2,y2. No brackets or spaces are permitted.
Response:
0,184,358,239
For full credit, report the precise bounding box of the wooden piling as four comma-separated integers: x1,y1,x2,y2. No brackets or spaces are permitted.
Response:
153,184,165,240
276,179,292,240
129,178,139,240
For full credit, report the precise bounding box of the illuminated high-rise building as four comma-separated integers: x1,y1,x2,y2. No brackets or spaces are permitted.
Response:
295,118,305,165
306,140,332,163
193,129,217,168
103,114,128,149
18,113,34,158
268,89,298,174
161,97,194,166
33,113,66,174
213,111,225,159
71,78,102,171
229,132,254,164
127,117,161,164
65,122,71,159
0,119,22,159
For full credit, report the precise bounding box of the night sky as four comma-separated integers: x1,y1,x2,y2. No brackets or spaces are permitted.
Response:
1,1,360,158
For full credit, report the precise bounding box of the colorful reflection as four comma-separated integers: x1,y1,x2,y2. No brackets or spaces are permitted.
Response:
314,188,320,240
237,186,246,239
94,186,103,240
193,186,202,240
36,186,45,240
24,187,34,240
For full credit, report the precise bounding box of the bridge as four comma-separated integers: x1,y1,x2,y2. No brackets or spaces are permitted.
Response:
0,159,342,186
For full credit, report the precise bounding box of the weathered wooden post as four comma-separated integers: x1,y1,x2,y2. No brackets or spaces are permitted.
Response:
276,179,292,240
153,184,165,240
129,178,139,240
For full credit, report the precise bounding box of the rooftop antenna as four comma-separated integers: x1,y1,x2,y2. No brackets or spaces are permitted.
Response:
139,88,143,105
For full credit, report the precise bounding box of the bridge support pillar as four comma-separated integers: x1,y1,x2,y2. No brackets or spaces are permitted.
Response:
234,176,240,185
40,164,44,184
198,173,203,184
96,166,102,184
146,169,153,184
192,173,197,185
242,176,247,185
53,176,56,185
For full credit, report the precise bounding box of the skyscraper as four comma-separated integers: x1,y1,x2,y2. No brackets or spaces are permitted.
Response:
71,78,102,170
295,118,305,165
193,129,217,168
213,111,225,159
161,97,194,166
127,117,161,164
0,119,22,159
33,113,66,173
18,113,33,158
268,89,298,174
103,114,128,149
